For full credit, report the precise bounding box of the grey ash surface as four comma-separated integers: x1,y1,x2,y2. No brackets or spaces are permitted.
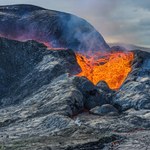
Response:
0,37,150,150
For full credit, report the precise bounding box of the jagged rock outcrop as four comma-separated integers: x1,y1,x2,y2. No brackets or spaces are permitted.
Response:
0,37,109,147
0,37,149,150
112,50,150,111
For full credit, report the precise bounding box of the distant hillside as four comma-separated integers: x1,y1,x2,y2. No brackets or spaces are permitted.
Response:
0,4,109,52
109,43,150,52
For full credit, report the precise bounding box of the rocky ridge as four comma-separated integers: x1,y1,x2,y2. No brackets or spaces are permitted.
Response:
0,37,149,150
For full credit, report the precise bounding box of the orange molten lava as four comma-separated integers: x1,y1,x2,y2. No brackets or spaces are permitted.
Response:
76,51,134,90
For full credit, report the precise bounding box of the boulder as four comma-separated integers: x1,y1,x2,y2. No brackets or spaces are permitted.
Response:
96,81,114,104
73,77,108,109
90,104,118,116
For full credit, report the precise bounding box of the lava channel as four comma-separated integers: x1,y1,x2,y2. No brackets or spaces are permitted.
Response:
76,51,134,90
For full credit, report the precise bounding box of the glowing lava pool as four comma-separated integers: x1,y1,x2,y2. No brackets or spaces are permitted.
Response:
76,51,134,90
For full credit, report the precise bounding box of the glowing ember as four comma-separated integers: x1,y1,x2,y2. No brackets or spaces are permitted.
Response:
76,51,134,90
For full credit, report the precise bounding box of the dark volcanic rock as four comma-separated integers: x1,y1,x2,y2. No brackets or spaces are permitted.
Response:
90,104,118,116
96,81,110,91
0,37,150,150
0,37,80,107
66,134,119,150
72,77,108,110
110,45,127,52
0,4,109,52
96,81,114,104
0,37,108,141
112,50,150,111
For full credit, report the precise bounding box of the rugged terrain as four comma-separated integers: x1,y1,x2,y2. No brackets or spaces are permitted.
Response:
0,4,149,150
0,37,149,150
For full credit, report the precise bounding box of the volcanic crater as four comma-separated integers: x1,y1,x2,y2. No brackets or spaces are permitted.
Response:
0,4,150,150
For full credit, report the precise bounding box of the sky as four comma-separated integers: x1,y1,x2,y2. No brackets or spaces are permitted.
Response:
0,0,150,48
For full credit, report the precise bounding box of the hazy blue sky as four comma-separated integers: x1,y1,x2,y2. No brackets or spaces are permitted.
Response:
0,0,150,47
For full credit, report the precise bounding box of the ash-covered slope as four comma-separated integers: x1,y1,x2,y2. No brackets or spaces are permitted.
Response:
0,4,109,52
0,37,150,150
0,37,112,149
0,37,82,108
